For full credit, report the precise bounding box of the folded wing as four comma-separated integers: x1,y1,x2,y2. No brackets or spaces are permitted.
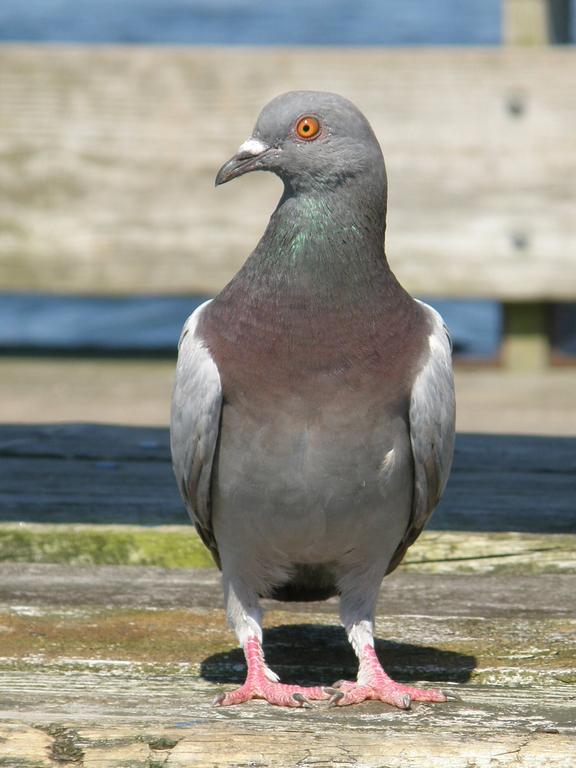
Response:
170,300,222,566
387,301,455,573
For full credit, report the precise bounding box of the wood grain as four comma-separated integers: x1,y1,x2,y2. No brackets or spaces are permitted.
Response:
1,424,575,533
1,46,575,298
0,720,574,768
1,579,574,765
1,562,575,614
2,359,576,435
0,422,574,765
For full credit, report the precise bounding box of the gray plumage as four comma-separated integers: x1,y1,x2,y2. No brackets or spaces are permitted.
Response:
171,91,455,706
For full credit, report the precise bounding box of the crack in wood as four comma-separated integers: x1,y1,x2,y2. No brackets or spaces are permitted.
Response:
404,546,568,566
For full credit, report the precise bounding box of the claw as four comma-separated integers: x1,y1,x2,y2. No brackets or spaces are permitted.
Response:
322,687,341,696
400,694,411,710
442,690,461,701
328,691,345,707
212,692,226,707
331,679,345,689
292,692,311,708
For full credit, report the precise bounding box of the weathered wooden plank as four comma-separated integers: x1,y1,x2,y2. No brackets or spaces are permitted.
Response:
0,523,213,568
1,424,575,531
0,357,176,427
3,567,573,722
0,602,574,711
0,422,172,461
454,368,576,436
0,719,574,768
0,595,574,764
1,563,574,616
502,301,550,369
2,359,576,435
3,422,576,471
400,531,576,574
504,0,550,45
0,414,572,768
1,46,575,298
0,558,573,765
0,525,574,574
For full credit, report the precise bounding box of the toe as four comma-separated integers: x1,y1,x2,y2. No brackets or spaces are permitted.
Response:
292,692,311,708
328,690,345,707
262,684,310,707
213,685,254,707
382,690,411,710
396,686,447,703
330,684,374,706
326,682,448,709
334,680,359,694
291,685,331,701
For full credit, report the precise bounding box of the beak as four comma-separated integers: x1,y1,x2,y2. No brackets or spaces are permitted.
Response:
215,138,272,186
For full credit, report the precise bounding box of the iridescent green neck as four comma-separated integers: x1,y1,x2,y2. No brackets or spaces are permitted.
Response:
225,181,391,308
279,195,360,261
262,184,384,260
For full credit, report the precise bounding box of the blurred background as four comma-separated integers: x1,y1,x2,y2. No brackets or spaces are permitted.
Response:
0,0,574,433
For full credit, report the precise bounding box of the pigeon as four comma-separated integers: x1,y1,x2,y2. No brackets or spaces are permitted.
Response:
171,91,455,709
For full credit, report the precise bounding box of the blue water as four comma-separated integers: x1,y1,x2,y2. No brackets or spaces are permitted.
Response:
0,0,502,45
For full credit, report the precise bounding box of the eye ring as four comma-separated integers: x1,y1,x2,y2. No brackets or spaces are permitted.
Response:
295,115,321,141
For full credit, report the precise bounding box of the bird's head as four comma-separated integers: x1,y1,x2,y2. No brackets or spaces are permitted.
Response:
215,90,386,197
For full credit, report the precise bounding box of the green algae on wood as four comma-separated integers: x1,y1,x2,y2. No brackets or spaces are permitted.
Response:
0,524,214,569
39,725,84,764
402,531,576,574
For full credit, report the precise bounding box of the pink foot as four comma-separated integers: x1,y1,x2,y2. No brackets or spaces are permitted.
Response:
328,644,451,709
213,637,329,708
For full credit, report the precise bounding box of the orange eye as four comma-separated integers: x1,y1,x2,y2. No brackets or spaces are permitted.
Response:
295,116,320,140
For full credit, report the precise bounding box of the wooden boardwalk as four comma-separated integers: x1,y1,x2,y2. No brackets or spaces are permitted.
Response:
1,359,576,435
0,424,574,766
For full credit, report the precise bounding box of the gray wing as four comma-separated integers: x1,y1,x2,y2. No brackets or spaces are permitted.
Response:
387,301,455,573
170,300,222,566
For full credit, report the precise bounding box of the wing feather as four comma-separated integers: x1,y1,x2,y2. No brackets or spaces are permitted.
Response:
387,301,455,573
170,300,222,566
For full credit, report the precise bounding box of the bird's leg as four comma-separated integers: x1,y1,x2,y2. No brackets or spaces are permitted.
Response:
333,586,449,708
213,577,329,708
213,635,329,707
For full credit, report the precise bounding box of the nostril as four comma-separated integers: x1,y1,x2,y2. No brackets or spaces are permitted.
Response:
236,137,270,158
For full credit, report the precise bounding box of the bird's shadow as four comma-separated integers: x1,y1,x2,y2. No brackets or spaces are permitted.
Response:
201,623,475,687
